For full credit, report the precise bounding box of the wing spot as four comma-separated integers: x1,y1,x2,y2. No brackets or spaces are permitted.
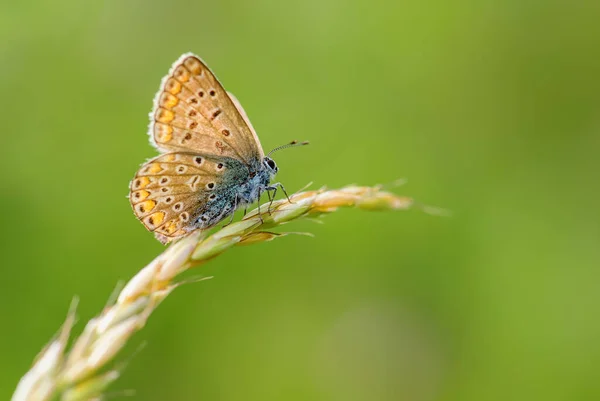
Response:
180,212,190,222
133,190,150,201
173,66,190,82
215,141,226,154
161,220,178,235
164,196,173,204
165,78,182,95
173,202,183,211
156,108,174,123
183,57,203,75
146,212,165,228
194,156,203,165
160,93,178,108
160,177,169,185
222,129,230,137
198,90,205,97
154,123,173,142
217,163,224,170
190,176,200,188
177,165,187,174
211,109,222,120
137,200,156,214
209,90,216,97
161,187,169,193
200,215,209,222
189,121,198,129
132,177,150,189
209,194,216,201
207,182,215,189
188,110,197,117
189,98,198,104
144,163,163,174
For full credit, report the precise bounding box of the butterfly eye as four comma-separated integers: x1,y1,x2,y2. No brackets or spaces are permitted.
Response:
266,159,276,170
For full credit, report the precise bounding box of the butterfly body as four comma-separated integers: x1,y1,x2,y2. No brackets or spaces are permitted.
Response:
129,53,291,244
187,154,278,229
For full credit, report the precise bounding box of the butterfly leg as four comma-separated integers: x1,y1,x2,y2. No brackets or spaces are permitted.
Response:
266,182,293,207
266,186,276,215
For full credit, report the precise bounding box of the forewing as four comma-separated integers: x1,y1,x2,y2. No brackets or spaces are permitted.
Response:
149,53,264,165
129,152,230,243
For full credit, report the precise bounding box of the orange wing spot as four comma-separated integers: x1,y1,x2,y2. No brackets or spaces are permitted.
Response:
156,108,174,123
138,200,157,214
146,211,165,227
183,57,203,75
173,65,190,82
133,190,150,201
132,176,151,189
164,78,182,95
161,153,177,162
162,220,179,234
145,163,163,174
159,92,179,109
154,123,173,143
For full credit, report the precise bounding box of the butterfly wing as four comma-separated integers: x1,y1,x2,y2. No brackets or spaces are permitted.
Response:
149,53,264,167
129,152,247,244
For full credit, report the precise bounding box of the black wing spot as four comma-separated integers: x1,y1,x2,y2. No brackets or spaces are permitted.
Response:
211,109,222,120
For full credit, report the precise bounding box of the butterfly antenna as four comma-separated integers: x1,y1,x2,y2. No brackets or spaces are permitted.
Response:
267,140,309,157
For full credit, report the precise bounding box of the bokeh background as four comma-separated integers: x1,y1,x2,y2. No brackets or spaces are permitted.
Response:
2,1,600,400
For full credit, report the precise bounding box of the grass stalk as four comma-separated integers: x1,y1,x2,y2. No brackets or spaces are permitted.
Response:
13,184,416,401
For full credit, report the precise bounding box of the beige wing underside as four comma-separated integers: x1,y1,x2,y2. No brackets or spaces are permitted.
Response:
149,53,264,165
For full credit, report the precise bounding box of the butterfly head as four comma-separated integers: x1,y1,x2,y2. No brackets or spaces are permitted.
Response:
263,156,279,175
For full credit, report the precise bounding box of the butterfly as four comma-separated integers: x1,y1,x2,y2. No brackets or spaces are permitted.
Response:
129,53,307,244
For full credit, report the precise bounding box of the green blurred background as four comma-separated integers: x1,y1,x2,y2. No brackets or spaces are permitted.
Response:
2,1,600,400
